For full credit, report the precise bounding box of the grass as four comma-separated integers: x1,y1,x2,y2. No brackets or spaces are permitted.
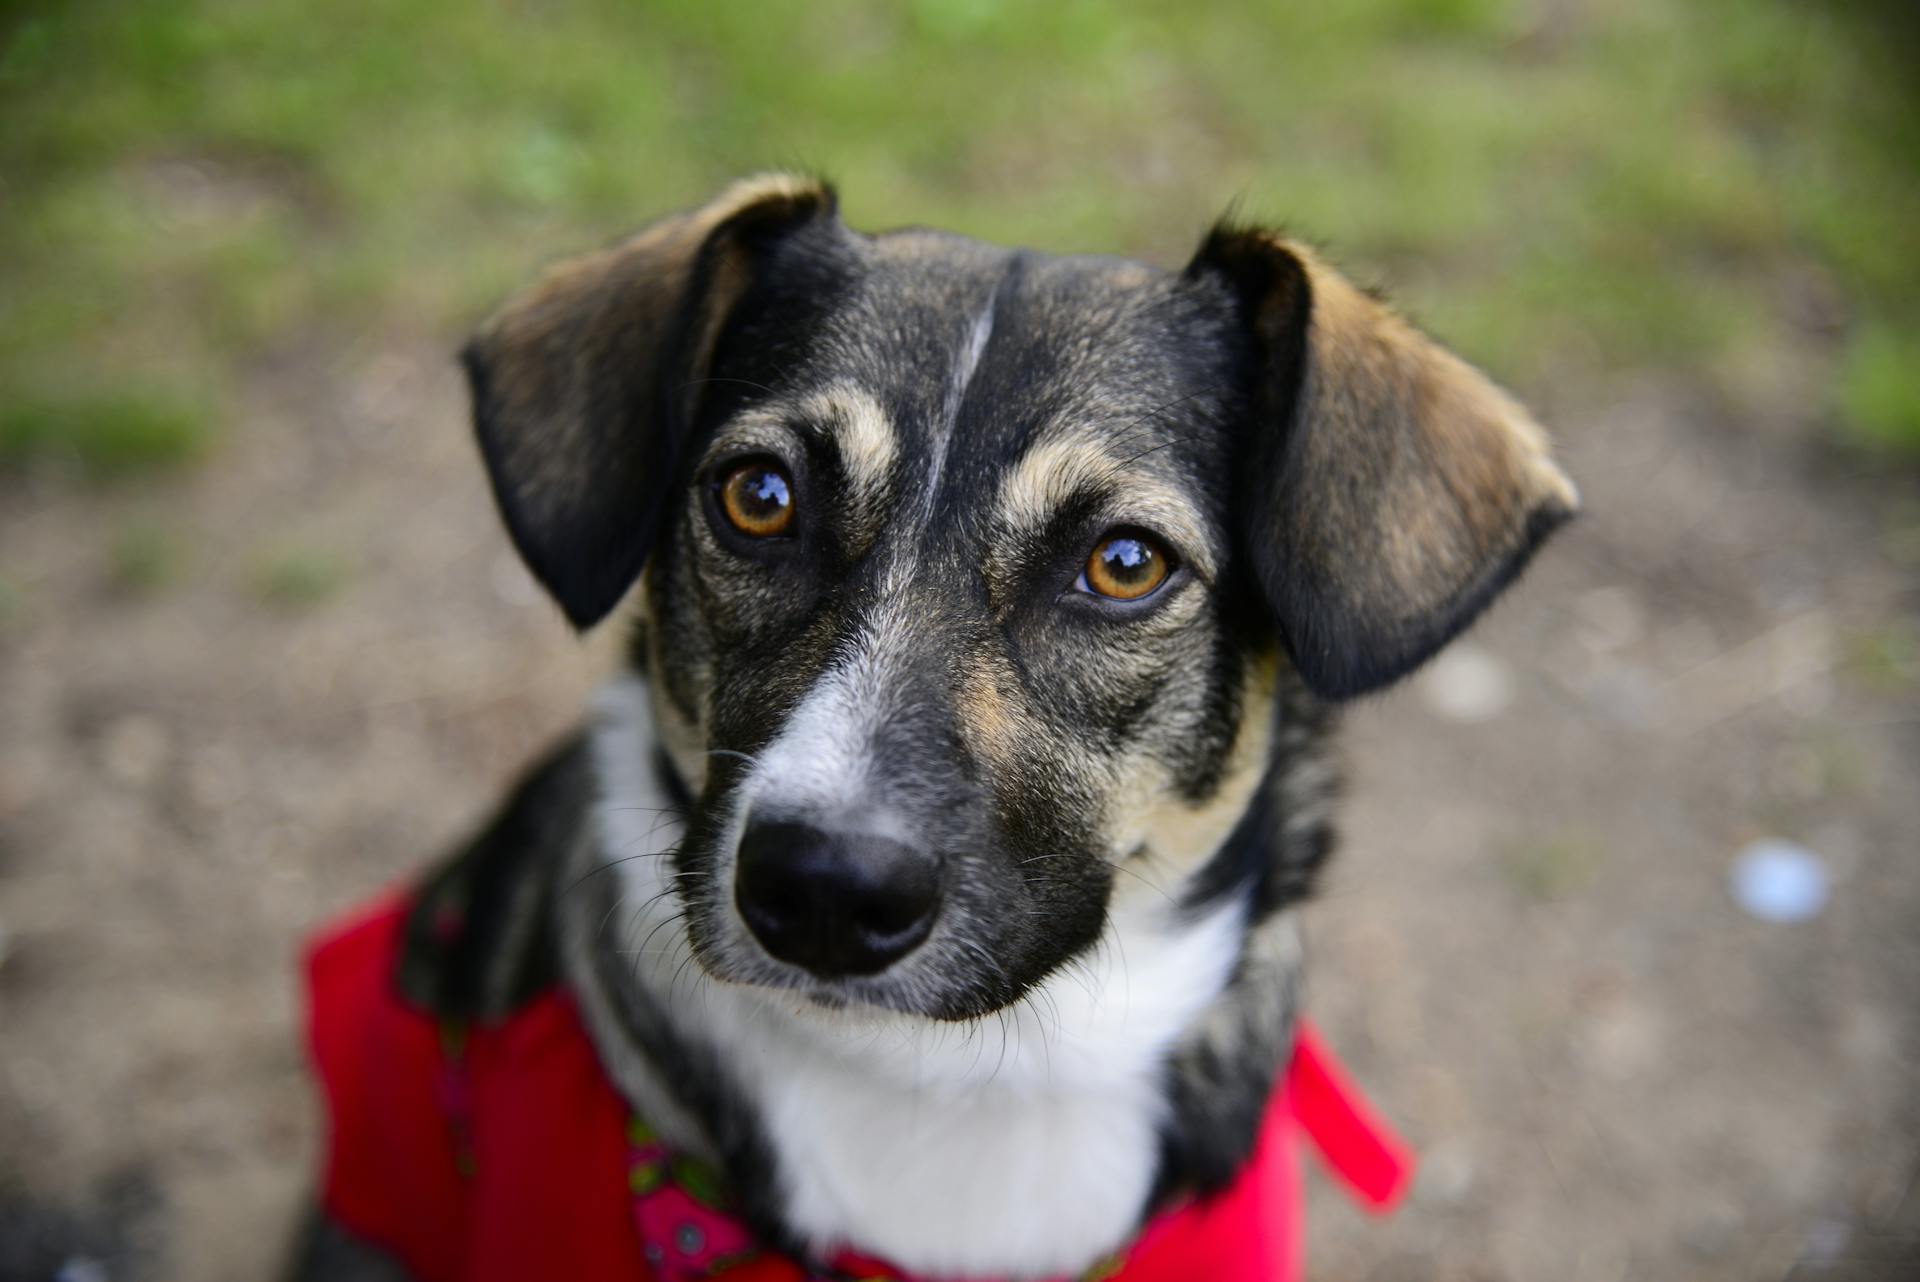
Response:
1,0,1917,472
1844,621,1920,694
0,395,211,479
252,547,350,608
1839,320,1920,452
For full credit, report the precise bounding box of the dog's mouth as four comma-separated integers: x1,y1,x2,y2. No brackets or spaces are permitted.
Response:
685,920,1000,1023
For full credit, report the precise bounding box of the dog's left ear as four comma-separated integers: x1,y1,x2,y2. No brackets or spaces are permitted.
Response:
1188,227,1579,700
462,174,840,629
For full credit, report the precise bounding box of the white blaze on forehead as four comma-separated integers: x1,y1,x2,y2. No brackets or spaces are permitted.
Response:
918,300,997,525
948,303,996,421
995,434,1218,580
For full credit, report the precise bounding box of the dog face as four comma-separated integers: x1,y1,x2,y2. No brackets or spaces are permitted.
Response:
465,176,1576,1022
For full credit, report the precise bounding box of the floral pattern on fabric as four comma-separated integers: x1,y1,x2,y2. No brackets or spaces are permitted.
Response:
621,1113,1135,1282
626,1115,766,1279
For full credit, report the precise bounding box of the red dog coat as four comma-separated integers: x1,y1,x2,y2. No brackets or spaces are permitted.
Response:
307,894,1411,1282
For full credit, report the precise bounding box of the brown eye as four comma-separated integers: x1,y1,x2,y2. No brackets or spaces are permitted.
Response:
1082,532,1171,601
717,460,795,538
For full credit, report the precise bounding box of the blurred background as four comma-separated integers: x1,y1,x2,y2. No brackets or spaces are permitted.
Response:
1,1,1917,1278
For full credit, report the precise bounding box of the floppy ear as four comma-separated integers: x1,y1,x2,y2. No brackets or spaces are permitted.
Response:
1190,227,1579,700
462,174,838,629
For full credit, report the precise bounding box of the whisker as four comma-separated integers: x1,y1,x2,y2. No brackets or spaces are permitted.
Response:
1102,388,1216,449
675,375,781,397
1118,433,1199,468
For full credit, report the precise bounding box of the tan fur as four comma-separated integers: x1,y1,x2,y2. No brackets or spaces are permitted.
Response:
1106,652,1279,907
1272,238,1578,616
652,659,710,797
954,618,1279,915
994,436,1217,581
469,174,830,559
953,661,1029,772
691,385,899,559
633,569,712,794
806,386,898,550
815,387,898,502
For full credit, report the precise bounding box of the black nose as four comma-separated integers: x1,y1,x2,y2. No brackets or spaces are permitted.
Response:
734,820,941,977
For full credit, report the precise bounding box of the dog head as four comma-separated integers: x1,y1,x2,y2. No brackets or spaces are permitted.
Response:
464,175,1577,1021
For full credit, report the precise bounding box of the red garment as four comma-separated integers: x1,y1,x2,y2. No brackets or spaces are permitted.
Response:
306,895,1411,1282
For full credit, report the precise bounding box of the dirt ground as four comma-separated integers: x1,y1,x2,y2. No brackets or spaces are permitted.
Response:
1,331,1916,1280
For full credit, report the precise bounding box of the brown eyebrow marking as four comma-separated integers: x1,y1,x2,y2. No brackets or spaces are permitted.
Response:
802,385,898,513
699,385,900,554
993,432,1217,581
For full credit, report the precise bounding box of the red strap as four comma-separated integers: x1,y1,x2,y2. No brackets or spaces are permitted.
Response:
464,995,653,1281
307,895,469,1282
308,897,654,1282
1287,1021,1414,1212
309,896,1412,1282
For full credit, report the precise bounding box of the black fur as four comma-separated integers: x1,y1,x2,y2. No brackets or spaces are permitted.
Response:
395,737,585,1018
463,182,840,629
1153,921,1304,1203
1190,224,1578,699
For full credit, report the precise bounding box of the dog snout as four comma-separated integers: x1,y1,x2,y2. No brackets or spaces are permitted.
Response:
734,820,941,977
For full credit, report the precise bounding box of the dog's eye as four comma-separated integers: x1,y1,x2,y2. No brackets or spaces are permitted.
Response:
1080,532,1171,601
717,460,796,538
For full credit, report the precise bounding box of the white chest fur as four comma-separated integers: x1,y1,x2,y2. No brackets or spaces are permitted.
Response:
576,678,1245,1278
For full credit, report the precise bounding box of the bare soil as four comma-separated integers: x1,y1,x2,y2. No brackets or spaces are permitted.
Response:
1,338,1916,1280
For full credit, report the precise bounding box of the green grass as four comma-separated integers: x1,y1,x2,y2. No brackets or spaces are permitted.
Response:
1845,621,1920,694
251,546,350,608
0,394,211,479
1839,319,1920,452
2,0,1917,470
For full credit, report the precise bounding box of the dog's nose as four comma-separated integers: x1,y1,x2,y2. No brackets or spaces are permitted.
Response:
734,820,940,977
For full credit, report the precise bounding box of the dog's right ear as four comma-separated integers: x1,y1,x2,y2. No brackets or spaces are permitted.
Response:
462,174,839,629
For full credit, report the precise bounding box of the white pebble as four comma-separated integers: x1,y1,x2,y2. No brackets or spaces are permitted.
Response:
1731,839,1830,923
1419,644,1514,723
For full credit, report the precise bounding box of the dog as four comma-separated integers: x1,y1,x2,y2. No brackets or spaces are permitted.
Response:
288,174,1577,1282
